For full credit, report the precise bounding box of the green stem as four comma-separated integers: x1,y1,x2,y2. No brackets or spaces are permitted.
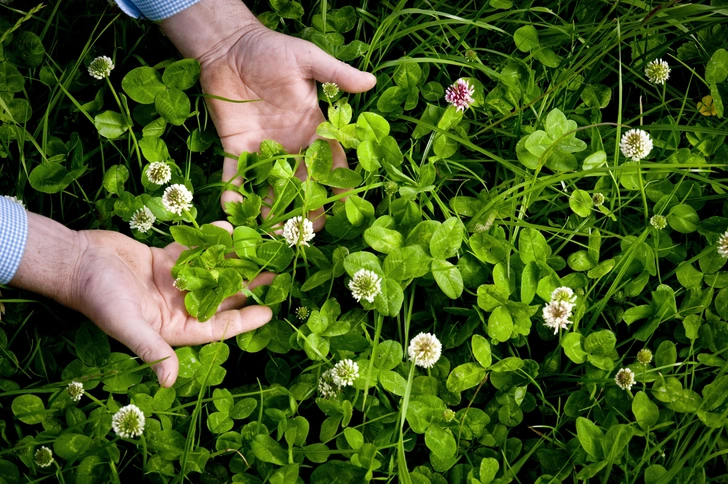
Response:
105,77,143,170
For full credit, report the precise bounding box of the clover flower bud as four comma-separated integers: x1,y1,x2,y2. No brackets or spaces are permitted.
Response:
620,129,653,162
408,332,442,369
464,50,478,62
592,193,605,207
295,307,310,321
283,216,315,248
162,184,193,216
637,348,653,365
650,215,667,230
88,56,114,79
34,446,54,468
645,59,670,85
443,409,456,422
67,381,84,402
322,82,340,99
112,404,145,439
614,368,636,391
445,79,475,112
129,206,155,234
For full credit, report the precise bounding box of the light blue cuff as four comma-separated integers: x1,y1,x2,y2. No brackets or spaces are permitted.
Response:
0,196,28,285
114,0,203,21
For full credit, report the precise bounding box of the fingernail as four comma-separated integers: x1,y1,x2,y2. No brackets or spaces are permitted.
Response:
155,366,165,385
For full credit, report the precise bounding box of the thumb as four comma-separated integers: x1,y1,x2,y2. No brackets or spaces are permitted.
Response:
117,322,180,388
306,45,377,93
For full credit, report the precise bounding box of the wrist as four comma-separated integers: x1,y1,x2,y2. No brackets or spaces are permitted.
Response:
10,212,86,309
160,0,260,60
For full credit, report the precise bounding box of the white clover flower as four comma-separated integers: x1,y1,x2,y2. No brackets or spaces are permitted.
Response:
620,129,653,162
129,206,155,233
2,195,25,209
318,369,339,399
550,287,576,305
322,82,340,98
650,215,667,230
66,381,84,402
542,300,574,335
592,193,605,207
162,184,193,216
408,332,442,369
295,307,310,320
614,368,635,391
348,269,382,303
88,56,114,80
637,348,653,365
173,278,185,291
645,59,670,85
282,216,315,248
112,404,145,439
146,162,172,185
332,359,359,387
445,79,475,112
464,50,478,63
718,230,728,258
34,446,53,468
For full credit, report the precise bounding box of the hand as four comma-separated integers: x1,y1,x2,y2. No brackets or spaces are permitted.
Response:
160,0,377,227
12,214,272,388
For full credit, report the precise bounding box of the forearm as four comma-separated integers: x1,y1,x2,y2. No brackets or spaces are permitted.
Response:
11,212,84,309
159,0,259,60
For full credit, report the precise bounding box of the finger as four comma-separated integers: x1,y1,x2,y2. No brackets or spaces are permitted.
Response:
177,305,273,346
305,45,377,93
106,314,180,388
218,272,276,311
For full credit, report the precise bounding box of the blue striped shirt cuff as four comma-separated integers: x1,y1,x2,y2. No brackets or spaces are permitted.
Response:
115,0,202,21
0,196,28,285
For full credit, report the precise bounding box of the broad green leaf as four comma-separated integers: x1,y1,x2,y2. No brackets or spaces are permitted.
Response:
425,425,456,459
430,217,464,259
446,363,486,393
488,306,513,342
122,67,165,104
472,334,492,368
633,391,659,430
305,139,334,180
584,330,616,356
28,162,74,194
569,189,593,217
519,228,549,265
54,433,92,459
76,322,110,367
162,59,201,90
11,394,45,425
103,165,129,194
479,457,499,484
364,226,404,254
380,370,407,396
431,259,463,299
155,88,190,126
705,48,728,84
562,332,587,363
95,110,128,139
667,204,700,233
513,25,539,52
383,245,430,281
576,417,604,460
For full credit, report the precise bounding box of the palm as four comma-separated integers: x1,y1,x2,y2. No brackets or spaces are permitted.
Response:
74,230,271,387
195,24,376,211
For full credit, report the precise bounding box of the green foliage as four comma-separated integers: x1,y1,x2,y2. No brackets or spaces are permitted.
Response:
3,1,728,483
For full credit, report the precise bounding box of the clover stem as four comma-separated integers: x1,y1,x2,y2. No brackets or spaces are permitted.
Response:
105,77,143,170
183,208,200,230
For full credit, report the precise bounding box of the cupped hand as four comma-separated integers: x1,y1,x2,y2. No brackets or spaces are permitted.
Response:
72,223,273,387
194,22,376,226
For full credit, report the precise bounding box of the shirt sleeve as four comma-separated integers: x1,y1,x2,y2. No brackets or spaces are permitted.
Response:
114,0,203,21
0,196,28,285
